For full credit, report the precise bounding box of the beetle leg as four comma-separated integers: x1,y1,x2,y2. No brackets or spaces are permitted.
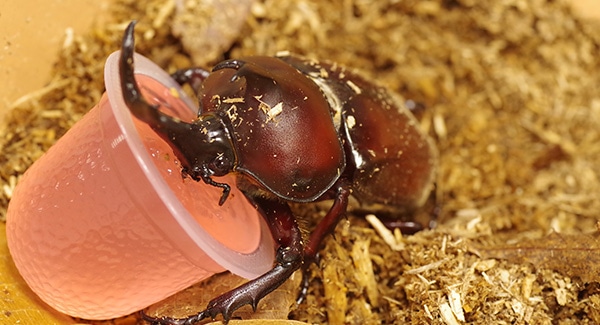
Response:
170,68,210,95
142,195,304,324
297,183,351,304
201,195,304,320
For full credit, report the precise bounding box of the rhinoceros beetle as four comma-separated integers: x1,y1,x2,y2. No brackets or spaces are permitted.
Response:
119,22,437,324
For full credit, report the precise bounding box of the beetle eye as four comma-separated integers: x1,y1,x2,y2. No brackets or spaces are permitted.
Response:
209,154,233,176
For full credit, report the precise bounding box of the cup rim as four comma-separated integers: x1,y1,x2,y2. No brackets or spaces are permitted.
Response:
102,51,274,279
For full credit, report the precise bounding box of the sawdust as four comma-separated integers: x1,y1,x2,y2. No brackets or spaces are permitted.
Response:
2,0,600,324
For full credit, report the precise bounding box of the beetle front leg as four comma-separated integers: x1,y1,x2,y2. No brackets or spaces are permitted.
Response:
143,195,304,325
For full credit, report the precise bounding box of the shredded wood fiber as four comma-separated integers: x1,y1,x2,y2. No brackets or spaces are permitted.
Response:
2,0,600,324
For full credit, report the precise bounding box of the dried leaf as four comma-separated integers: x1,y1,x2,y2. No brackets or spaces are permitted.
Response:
0,223,75,324
474,232,600,283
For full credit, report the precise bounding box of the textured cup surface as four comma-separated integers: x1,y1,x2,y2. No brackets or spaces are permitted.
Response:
6,52,274,319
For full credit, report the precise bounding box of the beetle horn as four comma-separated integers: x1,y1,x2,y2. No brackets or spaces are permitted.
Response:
119,21,236,205
119,21,195,165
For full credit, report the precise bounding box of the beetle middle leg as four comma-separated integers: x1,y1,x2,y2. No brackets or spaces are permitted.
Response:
297,183,350,304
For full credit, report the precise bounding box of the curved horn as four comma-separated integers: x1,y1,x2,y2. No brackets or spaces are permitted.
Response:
119,22,235,205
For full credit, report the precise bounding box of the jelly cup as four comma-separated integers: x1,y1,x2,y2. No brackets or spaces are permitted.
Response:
6,51,274,320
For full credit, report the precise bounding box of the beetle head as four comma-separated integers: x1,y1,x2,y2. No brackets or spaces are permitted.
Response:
171,114,237,205
119,22,235,205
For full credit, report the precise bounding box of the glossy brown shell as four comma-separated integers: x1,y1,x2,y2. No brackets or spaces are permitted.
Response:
199,57,345,202
280,55,437,209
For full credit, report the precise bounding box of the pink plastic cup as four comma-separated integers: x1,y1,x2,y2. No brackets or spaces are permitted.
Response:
6,51,274,320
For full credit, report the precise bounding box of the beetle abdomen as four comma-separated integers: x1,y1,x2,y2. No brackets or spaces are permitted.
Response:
344,92,436,208
279,54,437,209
